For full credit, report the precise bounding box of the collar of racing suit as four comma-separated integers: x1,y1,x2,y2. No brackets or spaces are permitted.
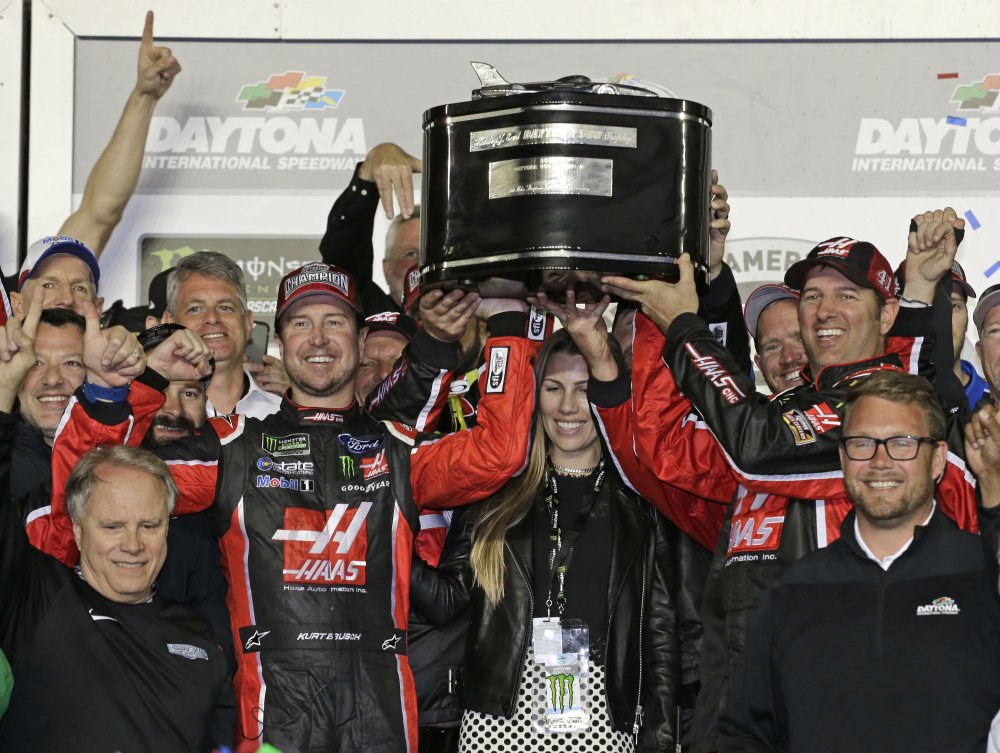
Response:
802,353,905,392
279,395,361,426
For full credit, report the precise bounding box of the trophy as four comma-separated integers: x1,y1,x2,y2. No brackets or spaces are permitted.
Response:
420,63,713,301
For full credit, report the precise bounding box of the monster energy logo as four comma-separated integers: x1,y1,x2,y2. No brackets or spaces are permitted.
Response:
548,673,575,713
340,455,356,478
262,433,310,457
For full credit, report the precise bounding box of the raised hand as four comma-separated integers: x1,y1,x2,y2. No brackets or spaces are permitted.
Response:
966,403,1000,509
358,143,422,220
709,169,731,278
602,253,700,335
419,288,483,343
0,288,43,409
528,288,615,379
903,207,964,303
246,354,290,396
145,327,214,382
81,301,146,388
136,11,181,100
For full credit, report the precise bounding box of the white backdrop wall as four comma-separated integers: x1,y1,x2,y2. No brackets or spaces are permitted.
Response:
12,0,1000,359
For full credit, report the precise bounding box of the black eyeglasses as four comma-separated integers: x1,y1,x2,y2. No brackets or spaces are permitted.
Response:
840,435,941,461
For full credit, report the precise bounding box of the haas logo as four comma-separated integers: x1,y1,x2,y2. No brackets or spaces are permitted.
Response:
272,502,372,583
485,346,509,394
814,237,858,258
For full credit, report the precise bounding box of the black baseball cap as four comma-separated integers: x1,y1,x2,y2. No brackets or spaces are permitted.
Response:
784,237,897,301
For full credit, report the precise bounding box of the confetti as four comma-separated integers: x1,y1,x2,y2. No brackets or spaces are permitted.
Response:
965,210,981,230
986,261,1000,278
937,72,959,79
947,116,968,126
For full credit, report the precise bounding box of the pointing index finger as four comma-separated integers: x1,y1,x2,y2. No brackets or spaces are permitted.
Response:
142,10,155,48
20,287,44,340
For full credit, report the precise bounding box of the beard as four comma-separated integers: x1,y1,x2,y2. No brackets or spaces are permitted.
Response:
844,465,936,528
148,413,198,446
286,354,358,400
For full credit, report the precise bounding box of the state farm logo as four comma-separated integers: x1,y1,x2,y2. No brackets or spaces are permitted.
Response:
361,449,389,480
272,502,371,584
683,342,746,405
256,457,314,476
485,346,509,394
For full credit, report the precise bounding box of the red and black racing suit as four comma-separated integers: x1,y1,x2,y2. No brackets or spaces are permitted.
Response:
36,319,536,753
592,308,979,752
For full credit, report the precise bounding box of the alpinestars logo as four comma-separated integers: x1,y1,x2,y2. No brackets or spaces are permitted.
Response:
684,343,746,405
548,673,576,712
272,502,372,583
916,596,960,616
237,71,345,112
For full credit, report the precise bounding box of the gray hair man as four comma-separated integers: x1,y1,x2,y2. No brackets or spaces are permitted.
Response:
0,308,233,752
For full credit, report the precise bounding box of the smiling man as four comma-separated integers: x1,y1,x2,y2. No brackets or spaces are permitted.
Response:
592,212,981,752
11,308,86,504
39,260,539,753
719,371,1000,753
162,251,281,419
0,307,233,753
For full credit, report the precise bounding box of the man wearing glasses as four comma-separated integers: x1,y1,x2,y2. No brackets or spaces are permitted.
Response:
718,370,1000,753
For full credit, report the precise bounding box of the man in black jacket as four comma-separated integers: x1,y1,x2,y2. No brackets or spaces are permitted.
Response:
719,370,1000,753
0,306,234,753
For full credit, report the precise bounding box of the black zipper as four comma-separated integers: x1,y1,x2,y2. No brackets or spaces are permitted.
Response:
875,569,887,656
506,540,534,716
632,555,647,745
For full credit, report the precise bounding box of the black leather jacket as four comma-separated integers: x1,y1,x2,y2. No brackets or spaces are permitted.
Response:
460,473,704,752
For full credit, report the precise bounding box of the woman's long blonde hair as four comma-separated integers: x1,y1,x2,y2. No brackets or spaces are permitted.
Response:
470,329,617,603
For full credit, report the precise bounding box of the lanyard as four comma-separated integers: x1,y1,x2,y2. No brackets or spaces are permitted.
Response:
544,458,606,617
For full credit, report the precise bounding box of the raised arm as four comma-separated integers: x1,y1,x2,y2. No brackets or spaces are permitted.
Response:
531,288,729,550
59,12,180,255
366,287,480,430
409,308,537,509
30,324,216,565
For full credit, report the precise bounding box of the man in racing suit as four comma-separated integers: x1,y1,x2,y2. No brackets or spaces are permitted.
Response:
592,213,982,751
39,263,537,753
